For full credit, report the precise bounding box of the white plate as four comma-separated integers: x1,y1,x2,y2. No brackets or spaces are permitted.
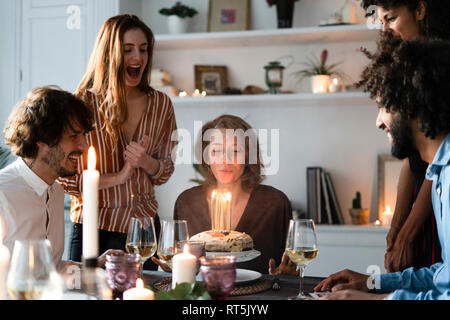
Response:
196,269,262,284
205,250,261,263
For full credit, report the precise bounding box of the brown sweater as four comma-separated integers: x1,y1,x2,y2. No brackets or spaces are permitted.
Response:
173,184,292,274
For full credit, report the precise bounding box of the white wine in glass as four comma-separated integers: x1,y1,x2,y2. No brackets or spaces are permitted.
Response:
126,217,157,277
7,240,61,300
285,219,318,300
157,220,189,268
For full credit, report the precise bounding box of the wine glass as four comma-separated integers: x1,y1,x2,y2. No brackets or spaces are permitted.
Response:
157,220,189,269
285,219,318,300
126,217,157,277
6,239,62,300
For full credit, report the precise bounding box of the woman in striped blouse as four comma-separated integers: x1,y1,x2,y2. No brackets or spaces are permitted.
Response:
59,14,177,270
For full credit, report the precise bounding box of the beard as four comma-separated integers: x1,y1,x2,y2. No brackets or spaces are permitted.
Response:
42,145,77,178
390,114,415,160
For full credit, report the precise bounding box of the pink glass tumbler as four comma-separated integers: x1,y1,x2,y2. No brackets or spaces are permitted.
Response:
199,256,236,300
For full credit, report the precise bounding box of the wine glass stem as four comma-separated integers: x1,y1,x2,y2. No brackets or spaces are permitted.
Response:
139,261,144,278
298,266,305,297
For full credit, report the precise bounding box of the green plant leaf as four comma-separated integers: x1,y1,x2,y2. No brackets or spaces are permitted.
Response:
154,282,211,300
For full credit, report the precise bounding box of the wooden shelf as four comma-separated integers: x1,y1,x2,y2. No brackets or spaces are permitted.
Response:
155,24,379,50
171,91,373,107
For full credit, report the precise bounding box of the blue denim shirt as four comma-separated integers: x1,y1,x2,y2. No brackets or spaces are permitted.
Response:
377,133,450,300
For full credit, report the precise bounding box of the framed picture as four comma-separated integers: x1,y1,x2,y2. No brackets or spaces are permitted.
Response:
208,0,251,32
377,154,402,218
194,65,228,95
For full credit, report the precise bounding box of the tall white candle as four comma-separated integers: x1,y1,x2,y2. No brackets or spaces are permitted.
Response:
172,244,197,289
82,147,100,260
0,220,10,300
381,205,393,227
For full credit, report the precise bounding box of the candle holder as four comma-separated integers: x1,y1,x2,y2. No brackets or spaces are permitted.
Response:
105,252,141,300
199,256,236,300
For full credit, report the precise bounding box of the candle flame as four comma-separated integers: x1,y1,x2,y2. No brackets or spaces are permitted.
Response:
211,190,216,199
136,278,144,289
202,91,206,96
226,192,232,201
183,243,190,254
88,147,96,170
385,205,392,214
333,78,339,85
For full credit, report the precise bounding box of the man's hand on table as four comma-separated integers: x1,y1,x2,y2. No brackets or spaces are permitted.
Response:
151,256,172,273
319,289,389,300
314,269,371,292
268,252,299,276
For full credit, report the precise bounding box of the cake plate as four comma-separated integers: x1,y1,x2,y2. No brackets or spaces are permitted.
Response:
205,249,261,263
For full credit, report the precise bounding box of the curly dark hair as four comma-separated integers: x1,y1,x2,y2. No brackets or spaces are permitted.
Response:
356,33,450,139
361,0,450,40
4,86,94,158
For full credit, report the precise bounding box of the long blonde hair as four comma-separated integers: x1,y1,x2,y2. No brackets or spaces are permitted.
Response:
76,14,155,148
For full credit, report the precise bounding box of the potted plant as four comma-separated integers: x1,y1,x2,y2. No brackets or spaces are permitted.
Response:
294,49,345,94
267,0,300,28
159,2,198,34
349,191,369,225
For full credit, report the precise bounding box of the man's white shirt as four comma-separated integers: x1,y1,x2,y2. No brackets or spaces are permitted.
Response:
0,158,64,269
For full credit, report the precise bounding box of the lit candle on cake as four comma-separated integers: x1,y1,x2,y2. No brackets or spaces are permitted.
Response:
172,244,197,289
123,279,154,300
0,220,10,300
381,205,393,227
82,147,100,264
210,191,232,232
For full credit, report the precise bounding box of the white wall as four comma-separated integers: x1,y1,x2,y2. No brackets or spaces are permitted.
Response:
141,0,367,34
0,0,20,140
138,0,391,223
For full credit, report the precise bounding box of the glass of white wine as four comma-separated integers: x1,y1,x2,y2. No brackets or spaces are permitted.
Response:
285,219,318,300
126,217,157,277
7,239,61,300
157,220,189,269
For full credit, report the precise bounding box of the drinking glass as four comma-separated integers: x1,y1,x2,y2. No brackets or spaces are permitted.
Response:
6,239,62,300
199,256,236,300
105,251,141,300
176,240,206,274
285,219,318,300
126,217,157,277
157,220,189,268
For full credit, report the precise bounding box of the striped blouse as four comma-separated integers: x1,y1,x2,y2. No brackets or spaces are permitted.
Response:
58,89,177,233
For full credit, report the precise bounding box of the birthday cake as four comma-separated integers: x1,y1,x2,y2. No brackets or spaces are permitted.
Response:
190,231,254,252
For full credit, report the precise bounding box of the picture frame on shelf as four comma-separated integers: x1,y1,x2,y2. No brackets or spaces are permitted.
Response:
207,0,251,32
194,65,228,95
377,154,402,218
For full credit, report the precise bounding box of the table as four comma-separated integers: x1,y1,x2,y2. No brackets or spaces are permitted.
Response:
143,271,325,300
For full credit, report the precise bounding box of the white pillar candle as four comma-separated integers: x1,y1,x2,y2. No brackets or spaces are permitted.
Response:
123,279,154,300
381,205,393,227
0,220,10,300
82,147,100,260
172,244,197,289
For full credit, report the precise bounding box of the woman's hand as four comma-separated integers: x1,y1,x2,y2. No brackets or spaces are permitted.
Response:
116,161,134,185
385,233,415,272
125,136,150,169
268,252,299,276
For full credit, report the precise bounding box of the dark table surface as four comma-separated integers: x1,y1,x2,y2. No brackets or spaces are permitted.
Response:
143,270,325,300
